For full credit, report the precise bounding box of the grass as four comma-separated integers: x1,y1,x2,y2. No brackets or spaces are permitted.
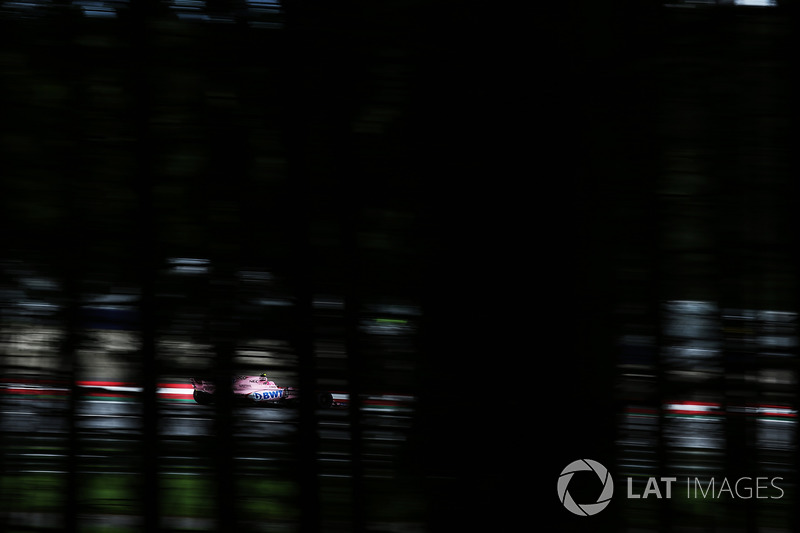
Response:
1,469,425,530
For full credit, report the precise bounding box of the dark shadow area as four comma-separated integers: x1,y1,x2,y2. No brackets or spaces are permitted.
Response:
4,1,799,533
0,1,531,532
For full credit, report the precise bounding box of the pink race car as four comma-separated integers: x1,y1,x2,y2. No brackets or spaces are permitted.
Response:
190,374,334,408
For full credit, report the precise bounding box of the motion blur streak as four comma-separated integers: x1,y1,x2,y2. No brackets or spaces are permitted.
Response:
0,0,479,530
531,0,800,532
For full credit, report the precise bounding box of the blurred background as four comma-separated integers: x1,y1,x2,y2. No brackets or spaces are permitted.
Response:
4,0,800,532
548,1,800,533
0,0,527,532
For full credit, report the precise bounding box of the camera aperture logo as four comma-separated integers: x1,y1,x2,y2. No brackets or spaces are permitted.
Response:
558,459,614,516
558,459,786,517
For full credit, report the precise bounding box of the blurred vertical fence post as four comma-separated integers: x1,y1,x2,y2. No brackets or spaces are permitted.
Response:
332,4,366,531
281,2,322,530
126,0,162,527
0,12,6,530
59,237,82,533
790,4,800,532
203,30,250,528
129,17,161,533
342,194,366,533
208,265,237,533
52,9,85,530
283,157,321,533
0,272,5,533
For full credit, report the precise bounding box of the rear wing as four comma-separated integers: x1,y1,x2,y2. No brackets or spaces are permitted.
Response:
190,377,215,394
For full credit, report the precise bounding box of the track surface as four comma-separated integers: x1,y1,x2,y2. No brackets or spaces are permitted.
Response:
1,382,415,475
1,393,421,532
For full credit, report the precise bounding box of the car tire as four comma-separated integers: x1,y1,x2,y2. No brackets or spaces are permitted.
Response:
316,391,333,409
193,390,213,405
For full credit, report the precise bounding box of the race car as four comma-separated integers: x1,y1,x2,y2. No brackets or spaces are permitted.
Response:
190,374,334,408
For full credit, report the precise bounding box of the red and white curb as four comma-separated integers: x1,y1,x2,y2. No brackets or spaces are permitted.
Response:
1,379,414,409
